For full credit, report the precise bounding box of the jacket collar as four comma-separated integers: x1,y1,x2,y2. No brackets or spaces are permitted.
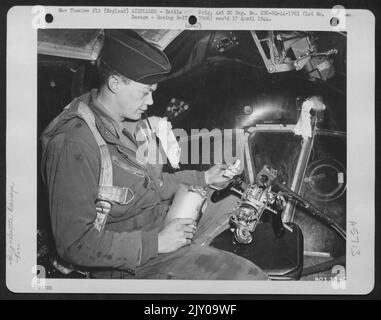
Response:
89,90,122,139
87,90,148,168
88,90,140,150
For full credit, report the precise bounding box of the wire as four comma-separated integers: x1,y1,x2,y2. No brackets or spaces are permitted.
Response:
276,183,346,241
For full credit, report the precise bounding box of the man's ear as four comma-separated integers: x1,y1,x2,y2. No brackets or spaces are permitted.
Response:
107,75,120,93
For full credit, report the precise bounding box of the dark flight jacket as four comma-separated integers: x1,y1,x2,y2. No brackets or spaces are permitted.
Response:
41,90,206,274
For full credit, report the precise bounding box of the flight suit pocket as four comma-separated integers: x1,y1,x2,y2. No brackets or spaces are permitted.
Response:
109,156,158,219
112,156,149,185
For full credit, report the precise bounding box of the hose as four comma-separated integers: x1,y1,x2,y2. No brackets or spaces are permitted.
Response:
276,183,346,241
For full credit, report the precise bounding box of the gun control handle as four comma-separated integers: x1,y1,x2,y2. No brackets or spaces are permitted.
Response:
210,182,243,203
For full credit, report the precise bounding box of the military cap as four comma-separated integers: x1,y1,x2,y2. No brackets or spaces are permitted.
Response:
100,29,171,84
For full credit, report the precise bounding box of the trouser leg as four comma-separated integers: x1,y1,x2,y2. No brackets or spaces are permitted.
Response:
136,244,268,280
193,193,239,246
136,194,269,280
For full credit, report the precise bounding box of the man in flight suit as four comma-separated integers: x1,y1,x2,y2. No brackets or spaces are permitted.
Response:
41,30,268,280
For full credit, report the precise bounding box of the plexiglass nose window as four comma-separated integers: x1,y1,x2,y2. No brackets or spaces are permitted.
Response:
294,132,346,258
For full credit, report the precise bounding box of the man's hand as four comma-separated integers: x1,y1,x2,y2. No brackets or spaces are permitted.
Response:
205,160,241,185
158,218,197,254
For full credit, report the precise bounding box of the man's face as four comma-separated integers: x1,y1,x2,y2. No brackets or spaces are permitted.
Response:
114,78,157,121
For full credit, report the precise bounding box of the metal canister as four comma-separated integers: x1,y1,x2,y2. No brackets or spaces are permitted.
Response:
166,184,207,222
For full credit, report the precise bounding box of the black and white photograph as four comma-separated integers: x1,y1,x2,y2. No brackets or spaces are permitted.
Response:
36,27,347,282
5,6,375,295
